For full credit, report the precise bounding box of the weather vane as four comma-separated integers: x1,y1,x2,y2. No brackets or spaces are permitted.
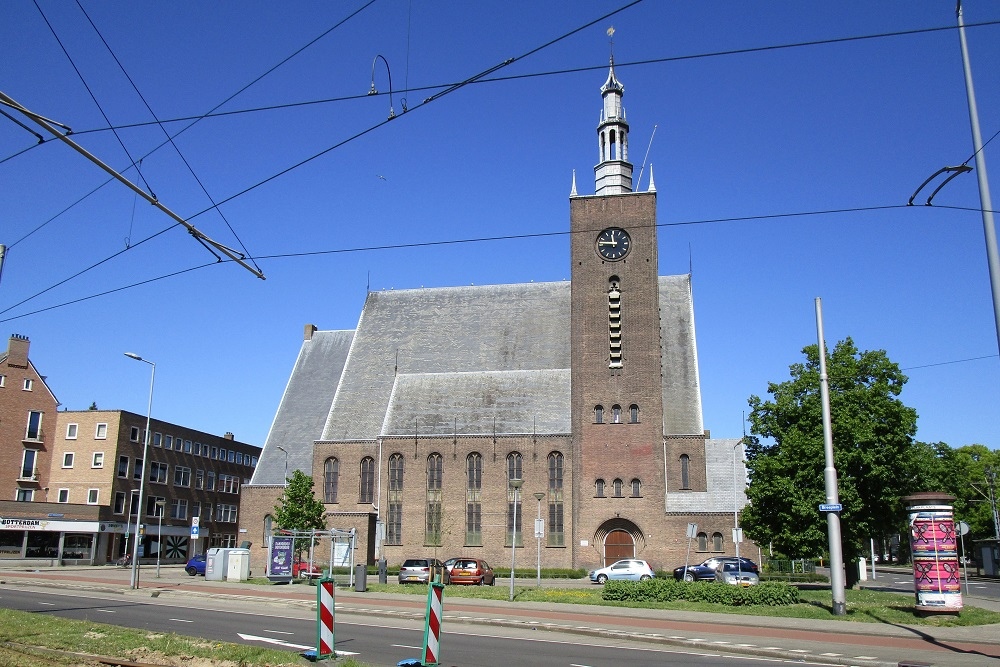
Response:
607,26,615,59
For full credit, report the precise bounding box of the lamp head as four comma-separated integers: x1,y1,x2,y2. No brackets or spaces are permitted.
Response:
124,352,141,360
534,492,545,501
509,478,523,490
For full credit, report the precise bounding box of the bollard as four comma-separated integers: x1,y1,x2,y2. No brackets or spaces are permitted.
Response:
378,557,387,584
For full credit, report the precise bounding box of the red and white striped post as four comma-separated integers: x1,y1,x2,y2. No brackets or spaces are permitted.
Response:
315,577,335,660
420,581,445,666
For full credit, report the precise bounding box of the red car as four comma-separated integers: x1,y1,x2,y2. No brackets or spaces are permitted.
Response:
447,558,495,586
292,557,322,579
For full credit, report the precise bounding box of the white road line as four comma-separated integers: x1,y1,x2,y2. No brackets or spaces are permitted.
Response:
38,602,54,606
392,644,422,650
854,656,879,660
262,629,295,635
94,609,115,613
169,618,193,623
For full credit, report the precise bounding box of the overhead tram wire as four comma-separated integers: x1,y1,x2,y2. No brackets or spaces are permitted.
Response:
1,0,378,249
32,18,1000,140
75,0,261,275
33,0,157,199
2,200,949,324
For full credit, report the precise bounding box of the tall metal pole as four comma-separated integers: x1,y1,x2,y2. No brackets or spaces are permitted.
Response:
957,0,1000,357
534,492,545,587
733,441,743,573
509,478,523,601
815,299,846,616
125,353,155,590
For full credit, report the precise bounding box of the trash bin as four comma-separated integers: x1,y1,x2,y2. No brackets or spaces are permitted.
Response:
355,563,367,592
378,557,387,584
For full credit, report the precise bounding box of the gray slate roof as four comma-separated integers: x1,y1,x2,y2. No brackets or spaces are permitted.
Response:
666,438,746,513
257,276,705,478
251,329,354,486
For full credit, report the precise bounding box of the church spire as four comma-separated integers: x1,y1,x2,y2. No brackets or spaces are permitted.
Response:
594,55,632,195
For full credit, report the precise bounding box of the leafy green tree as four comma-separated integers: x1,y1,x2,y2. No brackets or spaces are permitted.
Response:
744,337,918,587
273,470,327,554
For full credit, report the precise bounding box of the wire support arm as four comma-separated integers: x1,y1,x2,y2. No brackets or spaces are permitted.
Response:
0,89,265,280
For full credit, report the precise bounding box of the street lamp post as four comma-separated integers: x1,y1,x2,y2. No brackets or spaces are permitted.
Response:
124,352,155,590
533,492,544,588
155,499,166,578
509,478,523,602
276,446,288,486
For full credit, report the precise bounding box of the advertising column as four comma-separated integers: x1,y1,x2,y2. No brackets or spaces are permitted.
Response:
904,492,962,613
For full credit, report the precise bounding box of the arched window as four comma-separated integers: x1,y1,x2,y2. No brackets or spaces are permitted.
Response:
426,453,443,545
386,454,403,545
466,453,482,545
680,454,690,490
630,478,641,497
629,404,639,423
697,532,708,551
612,478,624,497
594,405,604,424
611,405,622,423
506,452,523,547
595,478,606,497
712,532,724,552
547,452,564,546
359,457,375,504
323,457,339,503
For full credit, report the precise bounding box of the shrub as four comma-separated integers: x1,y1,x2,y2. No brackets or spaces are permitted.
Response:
602,579,800,606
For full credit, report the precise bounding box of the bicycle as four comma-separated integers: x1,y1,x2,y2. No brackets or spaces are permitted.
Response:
116,554,132,568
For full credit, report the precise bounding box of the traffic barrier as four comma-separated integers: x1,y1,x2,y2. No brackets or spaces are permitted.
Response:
421,580,445,666
303,577,335,661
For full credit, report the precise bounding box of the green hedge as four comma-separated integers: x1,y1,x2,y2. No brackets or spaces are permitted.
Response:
601,579,801,606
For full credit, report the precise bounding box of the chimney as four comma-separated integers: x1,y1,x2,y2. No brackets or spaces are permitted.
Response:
304,324,317,341
5,334,30,368
224,432,234,441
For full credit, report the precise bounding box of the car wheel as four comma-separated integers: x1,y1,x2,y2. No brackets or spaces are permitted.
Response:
185,567,197,576
640,574,652,581
683,572,694,582
596,574,608,584
477,577,484,586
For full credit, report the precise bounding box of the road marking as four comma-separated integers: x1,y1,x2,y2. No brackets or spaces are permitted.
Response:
169,618,193,623
237,632,315,652
820,652,843,656
262,629,295,635
94,609,115,613
38,602,54,606
392,644,421,650
854,656,878,660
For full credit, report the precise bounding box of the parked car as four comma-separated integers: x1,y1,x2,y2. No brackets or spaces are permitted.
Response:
589,559,655,584
447,558,495,586
673,557,759,582
293,557,323,579
715,561,760,586
185,554,206,576
398,558,450,584
443,557,458,573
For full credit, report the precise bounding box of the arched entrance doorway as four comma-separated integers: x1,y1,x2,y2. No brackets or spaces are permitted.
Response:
594,518,645,566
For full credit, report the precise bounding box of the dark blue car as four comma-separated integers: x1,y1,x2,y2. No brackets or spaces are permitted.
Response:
185,554,206,576
673,557,758,582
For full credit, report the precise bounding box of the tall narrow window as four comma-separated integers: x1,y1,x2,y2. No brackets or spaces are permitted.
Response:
612,478,624,497
629,404,639,423
630,478,641,497
506,452,523,547
466,452,482,545
25,411,42,440
547,452,564,546
21,449,36,479
386,454,404,545
697,532,708,551
426,453,443,545
611,405,621,424
680,454,690,490
594,405,604,424
324,457,339,503
595,478,606,497
712,532,724,552
608,279,623,368
360,457,375,504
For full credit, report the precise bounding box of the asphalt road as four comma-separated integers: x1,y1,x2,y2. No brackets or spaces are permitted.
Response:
0,587,831,667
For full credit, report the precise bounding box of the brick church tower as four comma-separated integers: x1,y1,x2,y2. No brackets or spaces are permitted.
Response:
570,57,668,566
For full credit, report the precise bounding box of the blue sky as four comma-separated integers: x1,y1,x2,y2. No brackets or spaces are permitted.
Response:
2,1,998,451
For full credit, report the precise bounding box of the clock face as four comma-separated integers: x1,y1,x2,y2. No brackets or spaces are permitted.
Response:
596,228,631,260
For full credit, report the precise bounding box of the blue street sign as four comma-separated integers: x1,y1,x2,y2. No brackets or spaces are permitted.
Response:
819,503,843,512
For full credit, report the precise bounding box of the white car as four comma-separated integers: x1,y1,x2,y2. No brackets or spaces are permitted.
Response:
589,559,655,584
715,561,759,586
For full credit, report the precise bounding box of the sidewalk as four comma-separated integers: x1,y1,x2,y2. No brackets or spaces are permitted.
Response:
2,564,1000,667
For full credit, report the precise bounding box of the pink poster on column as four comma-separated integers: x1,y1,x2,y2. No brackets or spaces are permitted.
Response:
908,504,962,611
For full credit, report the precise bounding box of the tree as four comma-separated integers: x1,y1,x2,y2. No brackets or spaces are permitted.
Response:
273,470,327,554
743,337,918,587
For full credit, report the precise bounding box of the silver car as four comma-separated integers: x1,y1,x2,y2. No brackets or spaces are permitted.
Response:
715,561,759,586
398,558,450,584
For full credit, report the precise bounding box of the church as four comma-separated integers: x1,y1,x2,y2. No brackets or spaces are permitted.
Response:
238,58,747,574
